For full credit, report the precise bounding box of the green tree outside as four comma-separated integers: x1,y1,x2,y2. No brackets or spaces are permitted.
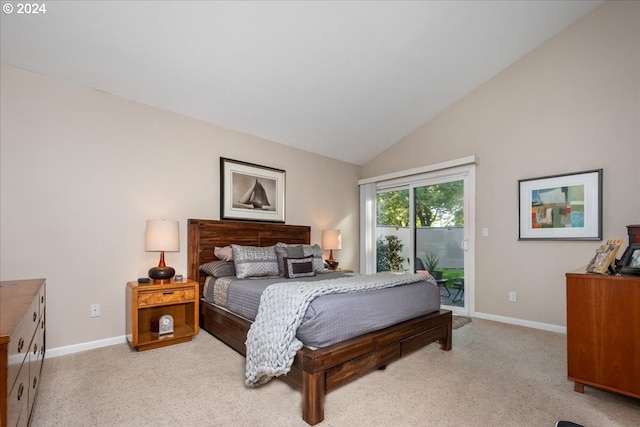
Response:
377,182,463,227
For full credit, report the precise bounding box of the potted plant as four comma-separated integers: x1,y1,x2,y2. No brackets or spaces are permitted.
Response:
423,252,442,280
376,235,405,272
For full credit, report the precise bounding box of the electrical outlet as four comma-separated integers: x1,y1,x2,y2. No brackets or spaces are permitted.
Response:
90,304,100,318
509,292,517,302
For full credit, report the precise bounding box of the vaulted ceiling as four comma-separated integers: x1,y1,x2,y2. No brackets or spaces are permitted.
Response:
0,1,602,165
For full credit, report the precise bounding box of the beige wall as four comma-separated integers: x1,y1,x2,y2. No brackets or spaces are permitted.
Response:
362,1,640,327
0,64,360,351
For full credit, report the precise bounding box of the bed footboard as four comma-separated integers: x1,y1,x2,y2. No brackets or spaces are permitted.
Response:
295,309,452,425
200,301,452,425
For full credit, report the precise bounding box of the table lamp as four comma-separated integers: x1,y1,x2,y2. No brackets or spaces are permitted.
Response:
146,219,179,284
322,229,342,270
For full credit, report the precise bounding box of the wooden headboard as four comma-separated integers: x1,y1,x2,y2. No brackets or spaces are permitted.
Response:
187,219,311,295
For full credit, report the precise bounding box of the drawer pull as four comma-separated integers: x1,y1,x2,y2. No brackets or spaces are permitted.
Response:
163,292,174,295
18,337,24,352
33,343,38,355
33,375,38,389
41,295,44,303
33,311,37,322
17,383,24,401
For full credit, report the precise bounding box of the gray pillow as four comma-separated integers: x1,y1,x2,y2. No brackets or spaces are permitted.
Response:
231,244,278,279
200,260,235,278
302,244,326,272
277,242,325,273
275,244,305,276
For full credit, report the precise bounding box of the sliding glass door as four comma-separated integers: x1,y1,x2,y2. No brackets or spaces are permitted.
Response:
374,166,473,316
413,179,466,312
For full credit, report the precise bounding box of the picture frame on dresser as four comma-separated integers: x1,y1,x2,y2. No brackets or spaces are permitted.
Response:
619,244,640,275
586,239,623,274
518,169,602,240
220,157,286,223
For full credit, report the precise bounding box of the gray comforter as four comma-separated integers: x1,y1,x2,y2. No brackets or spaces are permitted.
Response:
204,271,440,348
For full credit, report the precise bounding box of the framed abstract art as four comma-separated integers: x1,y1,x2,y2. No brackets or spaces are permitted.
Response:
518,169,602,240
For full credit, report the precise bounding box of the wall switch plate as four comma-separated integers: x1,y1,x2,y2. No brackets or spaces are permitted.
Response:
509,292,517,302
90,304,100,317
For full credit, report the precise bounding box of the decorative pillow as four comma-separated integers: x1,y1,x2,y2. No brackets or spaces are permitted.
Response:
283,256,316,279
200,260,236,278
302,244,326,272
275,244,305,276
277,243,325,273
231,244,279,279
214,246,234,261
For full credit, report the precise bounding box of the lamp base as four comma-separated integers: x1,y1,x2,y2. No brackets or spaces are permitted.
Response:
327,260,339,271
148,266,175,284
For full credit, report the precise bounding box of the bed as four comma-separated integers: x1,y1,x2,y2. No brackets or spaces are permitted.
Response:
187,218,452,425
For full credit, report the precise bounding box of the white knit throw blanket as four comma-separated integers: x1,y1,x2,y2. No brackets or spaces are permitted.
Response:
244,272,429,387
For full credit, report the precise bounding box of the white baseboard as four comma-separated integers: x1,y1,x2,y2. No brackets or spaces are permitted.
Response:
473,311,566,334
45,335,127,358
44,313,565,359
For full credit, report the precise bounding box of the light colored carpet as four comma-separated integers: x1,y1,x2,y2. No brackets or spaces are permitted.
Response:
31,318,638,426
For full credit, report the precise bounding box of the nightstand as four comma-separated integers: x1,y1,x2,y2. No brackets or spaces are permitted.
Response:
126,279,199,351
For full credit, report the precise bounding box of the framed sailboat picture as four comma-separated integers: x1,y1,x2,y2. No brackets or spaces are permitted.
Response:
220,158,286,223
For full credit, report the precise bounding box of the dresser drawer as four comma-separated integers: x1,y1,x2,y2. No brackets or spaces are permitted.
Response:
138,289,195,307
28,325,44,410
6,295,39,391
7,361,29,427
38,285,46,317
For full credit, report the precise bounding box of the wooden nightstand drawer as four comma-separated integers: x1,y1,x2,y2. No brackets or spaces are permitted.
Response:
138,289,195,307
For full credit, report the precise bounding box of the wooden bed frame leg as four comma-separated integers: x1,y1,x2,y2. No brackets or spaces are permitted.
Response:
439,315,453,351
302,370,325,426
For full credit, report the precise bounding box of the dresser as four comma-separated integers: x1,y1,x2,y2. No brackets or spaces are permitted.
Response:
0,279,46,427
566,269,639,398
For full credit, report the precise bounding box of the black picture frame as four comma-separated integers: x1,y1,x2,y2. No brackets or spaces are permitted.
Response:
220,158,286,223
518,169,603,240
620,243,640,275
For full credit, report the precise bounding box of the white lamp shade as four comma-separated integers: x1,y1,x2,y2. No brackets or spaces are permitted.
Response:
322,229,342,250
145,219,180,252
